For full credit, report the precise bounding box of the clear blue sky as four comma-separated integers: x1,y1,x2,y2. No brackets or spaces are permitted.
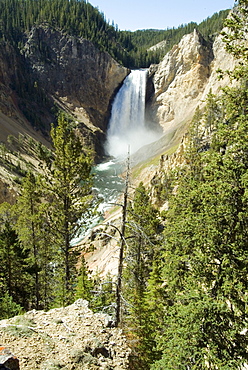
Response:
89,0,234,31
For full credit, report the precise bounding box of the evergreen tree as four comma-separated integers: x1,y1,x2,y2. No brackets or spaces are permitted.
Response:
75,255,94,302
44,112,93,306
150,5,248,365
0,202,30,311
156,131,247,369
221,0,248,81
14,172,54,310
123,182,162,369
151,71,248,370
0,292,23,320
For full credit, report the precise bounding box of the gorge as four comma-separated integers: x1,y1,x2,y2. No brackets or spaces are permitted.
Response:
0,17,237,201
0,15,239,273
1,1,248,369
0,6,240,281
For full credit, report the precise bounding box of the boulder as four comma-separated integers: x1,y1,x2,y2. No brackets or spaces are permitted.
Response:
0,347,19,370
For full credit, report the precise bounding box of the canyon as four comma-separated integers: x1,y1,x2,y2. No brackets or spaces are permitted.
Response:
0,14,239,273
76,23,239,278
0,18,236,200
1,9,245,369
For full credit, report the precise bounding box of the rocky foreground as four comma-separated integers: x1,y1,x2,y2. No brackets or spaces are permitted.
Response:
0,299,131,370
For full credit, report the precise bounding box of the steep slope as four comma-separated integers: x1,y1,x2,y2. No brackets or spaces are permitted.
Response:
81,27,239,277
0,26,128,199
23,26,129,133
0,26,128,150
147,29,236,134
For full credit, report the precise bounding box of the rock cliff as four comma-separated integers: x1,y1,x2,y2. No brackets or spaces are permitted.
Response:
147,29,236,134
0,25,128,198
0,41,47,143
0,25,129,157
23,26,129,133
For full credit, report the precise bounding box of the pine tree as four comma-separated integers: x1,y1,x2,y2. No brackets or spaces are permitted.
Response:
151,7,248,362
152,82,248,370
14,172,54,310
123,182,162,368
0,202,30,311
44,112,93,306
0,292,23,320
75,255,93,302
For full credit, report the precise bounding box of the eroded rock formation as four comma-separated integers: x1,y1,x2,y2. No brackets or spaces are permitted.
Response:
147,29,236,132
0,26,129,157
23,26,129,132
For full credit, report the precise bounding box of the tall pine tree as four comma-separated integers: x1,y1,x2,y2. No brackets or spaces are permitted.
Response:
44,112,93,306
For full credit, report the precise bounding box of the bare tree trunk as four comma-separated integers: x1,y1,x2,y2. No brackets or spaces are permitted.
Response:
115,153,130,327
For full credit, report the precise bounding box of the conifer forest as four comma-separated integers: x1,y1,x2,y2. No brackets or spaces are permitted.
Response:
0,0,248,369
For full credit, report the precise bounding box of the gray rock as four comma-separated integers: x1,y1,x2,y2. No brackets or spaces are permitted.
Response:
0,348,19,370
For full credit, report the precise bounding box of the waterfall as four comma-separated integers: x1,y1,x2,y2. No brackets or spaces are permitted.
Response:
105,69,160,159
72,71,162,245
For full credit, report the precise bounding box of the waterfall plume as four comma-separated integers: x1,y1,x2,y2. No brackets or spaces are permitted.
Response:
105,69,161,159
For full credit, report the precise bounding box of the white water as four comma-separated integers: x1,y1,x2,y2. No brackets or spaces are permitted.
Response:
105,69,161,159
71,160,125,246
72,70,163,245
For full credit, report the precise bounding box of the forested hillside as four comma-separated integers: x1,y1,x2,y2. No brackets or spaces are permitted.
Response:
0,0,229,68
121,2,248,368
123,9,230,67
0,0,247,369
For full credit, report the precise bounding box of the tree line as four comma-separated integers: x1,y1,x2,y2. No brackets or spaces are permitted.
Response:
0,113,94,314
0,1,247,369
0,0,230,68
118,2,248,368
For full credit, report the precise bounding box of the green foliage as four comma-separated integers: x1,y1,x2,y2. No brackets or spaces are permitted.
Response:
0,0,230,68
150,76,248,370
0,202,30,310
75,255,94,302
0,292,23,320
221,0,248,81
14,172,54,310
0,113,94,314
43,112,93,306
90,273,116,315
123,183,162,369
124,183,159,300
125,6,248,366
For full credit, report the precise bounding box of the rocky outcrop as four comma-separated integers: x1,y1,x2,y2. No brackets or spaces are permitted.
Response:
23,26,129,132
147,29,236,132
0,299,131,370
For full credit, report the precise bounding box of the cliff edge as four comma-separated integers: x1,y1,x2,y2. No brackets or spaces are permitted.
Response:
0,299,131,370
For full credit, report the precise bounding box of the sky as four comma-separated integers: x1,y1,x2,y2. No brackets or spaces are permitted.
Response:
89,0,234,31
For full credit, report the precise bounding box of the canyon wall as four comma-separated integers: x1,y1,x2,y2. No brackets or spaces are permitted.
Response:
0,26,129,155
23,26,129,132
147,29,237,134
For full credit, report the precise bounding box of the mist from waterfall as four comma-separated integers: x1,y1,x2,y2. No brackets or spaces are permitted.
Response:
72,71,162,245
105,69,161,159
